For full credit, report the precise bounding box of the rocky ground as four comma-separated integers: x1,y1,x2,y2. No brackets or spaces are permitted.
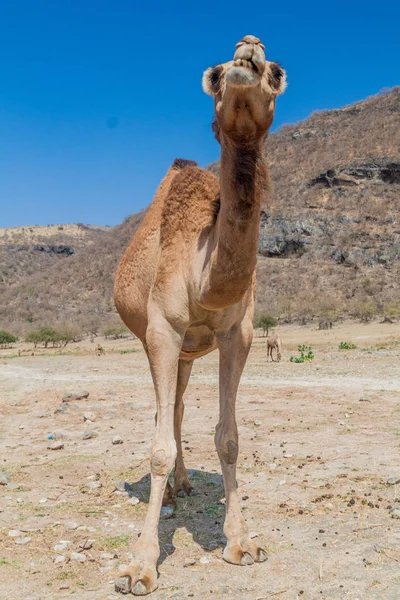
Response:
1,322,400,600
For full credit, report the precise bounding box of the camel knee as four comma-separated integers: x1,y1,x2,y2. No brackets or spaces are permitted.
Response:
215,425,238,465
150,445,177,477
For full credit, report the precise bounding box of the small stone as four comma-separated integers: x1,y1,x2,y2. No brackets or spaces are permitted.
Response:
16,536,31,545
254,420,262,426
79,539,93,550
100,552,118,560
387,476,400,486
39,498,48,504
64,521,79,530
160,505,174,519
199,555,212,564
85,481,102,490
54,541,72,553
112,435,123,445
127,496,140,506
99,566,114,573
6,483,20,490
391,507,400,519
184,558,196,567
54,403,69,414
82,431,98,440
0,472,11,485
8,529,23,537
62,391,89,402
249,531,259,539
47,442,64,450
54,555,67,565
70,552,87,563
83,411,97,422
283,454,293,458
103,559,119,568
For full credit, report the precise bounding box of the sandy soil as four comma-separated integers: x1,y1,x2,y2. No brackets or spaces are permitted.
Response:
1,322,400,600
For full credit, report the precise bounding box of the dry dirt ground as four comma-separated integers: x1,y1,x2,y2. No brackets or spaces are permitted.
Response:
1,322,400,600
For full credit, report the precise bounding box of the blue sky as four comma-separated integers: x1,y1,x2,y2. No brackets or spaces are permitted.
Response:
1,1,399,228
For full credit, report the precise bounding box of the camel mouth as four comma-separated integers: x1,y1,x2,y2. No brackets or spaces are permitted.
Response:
226,58,261,88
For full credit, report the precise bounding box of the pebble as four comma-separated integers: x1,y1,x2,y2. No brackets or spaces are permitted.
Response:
127,496,140,506
102,559,119,568
160,505,174,519
199,555,212,564
100,552,118,560
54,541,72,553
85,481,102,490
54,403,69,414
54,555,67,565
184,558,196,567
0,472,11,485
112,435,123,445
79,539,93,550
82,431,98,440
254,420,262,426
70,552,87,563
8,529,23,537
6,483,20,490
16,536,31,545
83,411,97,422
99,566,114,573
64,520,79,530
47,442,64,450
391,507,400,519
39,498,48,504
387,475,400,486
62,390,89,402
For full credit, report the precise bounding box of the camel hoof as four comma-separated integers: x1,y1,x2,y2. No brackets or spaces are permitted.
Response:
160,504,175,519
240,552,255,566
115,575,131,594
132,579,150,596
257,548,268,562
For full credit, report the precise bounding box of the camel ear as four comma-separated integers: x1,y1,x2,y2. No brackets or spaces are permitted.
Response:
202,65,223,97
270,63,287,95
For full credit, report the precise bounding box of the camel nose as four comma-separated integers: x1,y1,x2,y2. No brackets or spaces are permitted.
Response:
234,35,266,74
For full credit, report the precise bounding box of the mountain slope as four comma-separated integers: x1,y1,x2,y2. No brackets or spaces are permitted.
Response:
1,88,399,333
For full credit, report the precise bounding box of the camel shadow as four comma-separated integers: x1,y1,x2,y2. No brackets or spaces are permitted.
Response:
125,469,226,565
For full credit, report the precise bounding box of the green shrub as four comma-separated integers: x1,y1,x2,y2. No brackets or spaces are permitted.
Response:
26,326,72,348
339,341,357,350
254,313,278,336
290,344,314,363
0,330,17,348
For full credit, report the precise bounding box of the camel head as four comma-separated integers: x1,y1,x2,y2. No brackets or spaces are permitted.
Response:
202,35,286,143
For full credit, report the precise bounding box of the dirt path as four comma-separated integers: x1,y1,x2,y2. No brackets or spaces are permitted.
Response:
1,323,400,600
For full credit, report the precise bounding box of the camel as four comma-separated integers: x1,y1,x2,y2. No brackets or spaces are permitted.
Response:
96,343,105,356
267,333,282,362
113,35,286,596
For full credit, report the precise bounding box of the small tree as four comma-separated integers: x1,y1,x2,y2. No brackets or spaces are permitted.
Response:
0,330,17,349
254,314,278,337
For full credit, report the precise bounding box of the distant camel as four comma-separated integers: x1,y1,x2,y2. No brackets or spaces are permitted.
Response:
96,344,105,356
267,333,282,362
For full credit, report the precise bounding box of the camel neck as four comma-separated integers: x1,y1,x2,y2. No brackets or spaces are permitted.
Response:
199,137,269,310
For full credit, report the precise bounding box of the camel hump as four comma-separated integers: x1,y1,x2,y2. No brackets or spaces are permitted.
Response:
172,158,198,170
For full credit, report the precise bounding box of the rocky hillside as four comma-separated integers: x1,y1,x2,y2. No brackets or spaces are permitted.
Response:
1,88,399,333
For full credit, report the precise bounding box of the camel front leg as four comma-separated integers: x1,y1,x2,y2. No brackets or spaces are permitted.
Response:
115,314,182,596
216,319,268,566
